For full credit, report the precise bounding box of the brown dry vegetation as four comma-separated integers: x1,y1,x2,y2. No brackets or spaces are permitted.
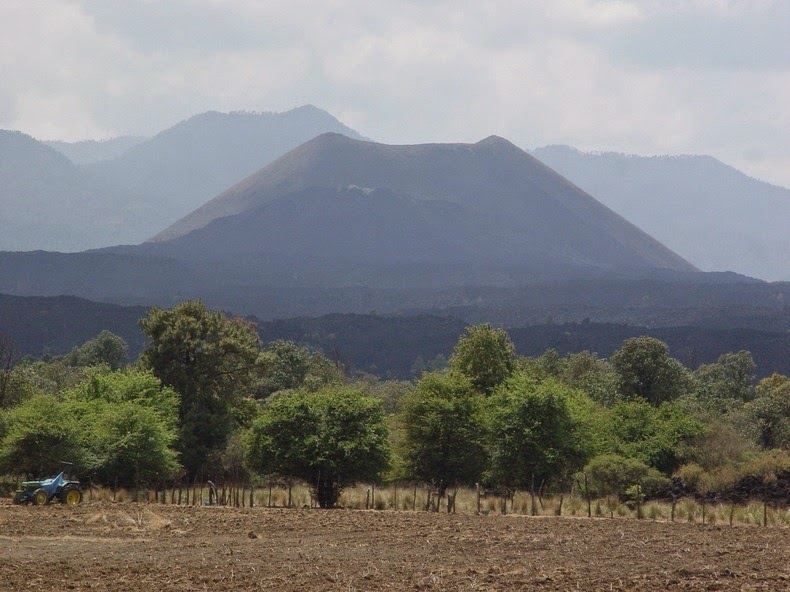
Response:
1,502,788,591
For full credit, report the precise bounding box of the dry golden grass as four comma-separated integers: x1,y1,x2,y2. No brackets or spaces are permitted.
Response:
24,482,788,527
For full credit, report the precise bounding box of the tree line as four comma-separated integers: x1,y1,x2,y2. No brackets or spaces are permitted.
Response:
0,301,787,508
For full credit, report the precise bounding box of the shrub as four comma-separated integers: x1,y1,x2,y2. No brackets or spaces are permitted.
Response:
584,453,668,499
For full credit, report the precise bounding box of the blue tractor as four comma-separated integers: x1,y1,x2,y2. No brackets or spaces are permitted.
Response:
12,462,83,506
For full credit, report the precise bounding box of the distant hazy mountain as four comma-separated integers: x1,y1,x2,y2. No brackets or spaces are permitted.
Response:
45,136,148,165
84,105,366,238
1,106,366,251
0,130,146,251
532,145,790,281
145,133,695,285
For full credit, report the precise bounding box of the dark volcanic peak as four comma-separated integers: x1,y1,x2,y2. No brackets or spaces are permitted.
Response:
475,135,517,148
144,133,696,281
145,185,524,265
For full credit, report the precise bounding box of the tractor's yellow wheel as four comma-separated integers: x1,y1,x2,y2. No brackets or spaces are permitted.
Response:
32,489,48,505
62,487,82,505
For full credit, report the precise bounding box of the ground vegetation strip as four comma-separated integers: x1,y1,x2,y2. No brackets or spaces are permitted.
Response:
0,503,787,591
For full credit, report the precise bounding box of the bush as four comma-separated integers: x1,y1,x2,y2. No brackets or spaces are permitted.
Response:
0,394,83,476
584,454,668,499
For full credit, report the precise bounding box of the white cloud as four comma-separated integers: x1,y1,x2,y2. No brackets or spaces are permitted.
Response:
1,0,788,187
543,0,644,28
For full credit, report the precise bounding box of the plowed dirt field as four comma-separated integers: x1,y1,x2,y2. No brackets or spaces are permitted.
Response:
0,502,787,591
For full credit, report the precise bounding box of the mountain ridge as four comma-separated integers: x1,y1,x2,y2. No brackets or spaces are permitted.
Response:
532,144,790,280
1,106,367,250
85,106,366,223
45,135,148,165
0,130,144,251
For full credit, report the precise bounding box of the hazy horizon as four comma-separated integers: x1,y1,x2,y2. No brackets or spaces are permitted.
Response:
1,1,789,188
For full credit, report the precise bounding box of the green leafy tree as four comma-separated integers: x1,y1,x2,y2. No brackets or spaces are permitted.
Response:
13,358,88,397
487,374,585,488
0,366,42,411
0,333,20,409
536,348,565,377
562,382,614,460
737,373,790,450
610,399,704,474
411,353,449,376
65,367,179,427
449,324,515,395
302,351,346,391
254,340,311,398
66,330,128,370
366,379,413,414
399,372,488,498
86,402,180,488
560,350,621,406
693,350,756,414
63,368,181,487
0,394,83,477
245,386,390,508
220,432,250,484
611,337,691,405
139,300,261,477
254,341,343,398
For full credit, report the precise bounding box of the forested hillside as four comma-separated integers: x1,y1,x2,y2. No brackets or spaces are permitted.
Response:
2,294,787,379
0,294,149,359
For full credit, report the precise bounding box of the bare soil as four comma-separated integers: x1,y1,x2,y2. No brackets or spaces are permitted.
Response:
0,502,788,591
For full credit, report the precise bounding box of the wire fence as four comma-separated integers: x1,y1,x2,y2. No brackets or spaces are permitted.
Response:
70,479,790,527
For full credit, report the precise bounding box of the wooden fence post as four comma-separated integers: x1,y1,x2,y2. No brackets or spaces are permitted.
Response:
530,475,537,516
584,473,591,518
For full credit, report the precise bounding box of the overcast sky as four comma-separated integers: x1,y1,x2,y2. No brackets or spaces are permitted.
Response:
2,0,789,187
